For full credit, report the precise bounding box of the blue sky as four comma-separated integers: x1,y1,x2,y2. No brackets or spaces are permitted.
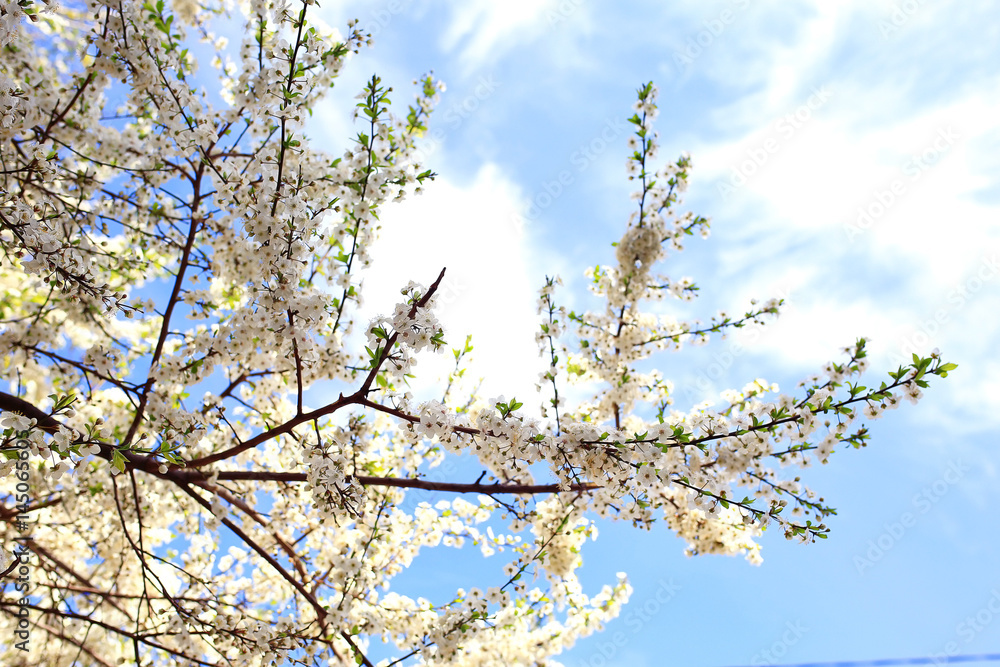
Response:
228,1,1000,665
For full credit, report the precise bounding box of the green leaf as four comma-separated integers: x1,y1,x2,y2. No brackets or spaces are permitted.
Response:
111,449,127,473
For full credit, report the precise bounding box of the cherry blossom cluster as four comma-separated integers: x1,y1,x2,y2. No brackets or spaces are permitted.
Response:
364,280,447,387
304,435,366,520
530,495,595,579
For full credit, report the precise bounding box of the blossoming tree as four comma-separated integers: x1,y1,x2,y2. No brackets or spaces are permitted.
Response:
0,0,955,665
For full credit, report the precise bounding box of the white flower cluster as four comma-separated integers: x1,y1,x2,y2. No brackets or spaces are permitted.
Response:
667,503,764,565
363,280,446,382
304,436,366,519
391,281,444,353
0,72,23,128
531,496,594,578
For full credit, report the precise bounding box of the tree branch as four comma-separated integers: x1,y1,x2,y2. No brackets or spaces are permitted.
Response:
0,391,63,434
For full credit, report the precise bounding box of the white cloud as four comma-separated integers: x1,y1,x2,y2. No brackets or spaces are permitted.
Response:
438,0,590,72
654,1,1000,426
358,163,550,410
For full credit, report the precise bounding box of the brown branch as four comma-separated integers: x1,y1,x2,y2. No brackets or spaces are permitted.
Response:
340,629,375,667
121,169,205,450
356,396,478,435
201,470,599,494
0,390,596,497
288,309,304,415
183,391,355,468
0,494,62,521
0,391,62,434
